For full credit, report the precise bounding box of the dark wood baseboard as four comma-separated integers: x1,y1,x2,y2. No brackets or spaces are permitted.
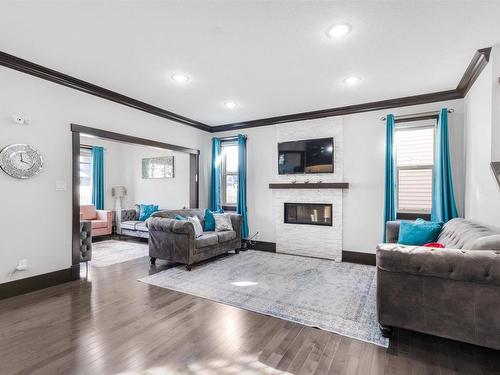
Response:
0,266,79,300
342,250,376,266
246,240,276,253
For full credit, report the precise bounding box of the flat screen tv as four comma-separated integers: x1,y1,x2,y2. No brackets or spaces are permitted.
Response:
278,137,334,174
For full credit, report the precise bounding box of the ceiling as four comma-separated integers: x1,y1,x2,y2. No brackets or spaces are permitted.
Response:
0,1,499,127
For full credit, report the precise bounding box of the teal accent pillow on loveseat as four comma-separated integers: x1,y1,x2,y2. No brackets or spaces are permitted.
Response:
398,218,443,246
138,204,159,221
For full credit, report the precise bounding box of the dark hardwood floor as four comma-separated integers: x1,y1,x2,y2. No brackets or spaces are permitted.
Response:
0,253,499,375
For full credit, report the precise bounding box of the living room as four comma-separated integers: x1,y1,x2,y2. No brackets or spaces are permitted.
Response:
0,1,499,374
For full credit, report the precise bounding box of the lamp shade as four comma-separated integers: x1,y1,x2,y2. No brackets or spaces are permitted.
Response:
112,186,127,198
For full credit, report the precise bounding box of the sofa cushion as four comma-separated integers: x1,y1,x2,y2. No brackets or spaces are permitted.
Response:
135,222,149,232
121,220,142,231
195,232,219,248
80,205,97,220
91,220,108,229
217,230,236,243
471,235,500,250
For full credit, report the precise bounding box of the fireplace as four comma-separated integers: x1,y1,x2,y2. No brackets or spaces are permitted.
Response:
284,203,332,226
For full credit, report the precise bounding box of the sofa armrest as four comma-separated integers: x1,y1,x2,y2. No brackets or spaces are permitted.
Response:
96,210,112,223
228,213,243,239
147,217,195,236
385,221,400,243
377,244,500,286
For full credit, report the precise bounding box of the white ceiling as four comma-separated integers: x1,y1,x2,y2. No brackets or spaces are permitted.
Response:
0,1,499,126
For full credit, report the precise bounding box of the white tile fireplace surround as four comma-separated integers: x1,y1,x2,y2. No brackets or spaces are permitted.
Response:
273,118,344,261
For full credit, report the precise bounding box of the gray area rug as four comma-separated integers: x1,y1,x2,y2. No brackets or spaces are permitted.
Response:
139,250,388,347
92,240,148,267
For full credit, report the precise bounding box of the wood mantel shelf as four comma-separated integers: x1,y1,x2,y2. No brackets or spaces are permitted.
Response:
268,182,349,189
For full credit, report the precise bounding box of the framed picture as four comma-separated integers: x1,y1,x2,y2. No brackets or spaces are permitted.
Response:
142,156,174,179
491,162,500,189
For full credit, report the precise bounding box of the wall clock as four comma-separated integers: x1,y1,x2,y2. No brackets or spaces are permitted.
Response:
0,144,43,179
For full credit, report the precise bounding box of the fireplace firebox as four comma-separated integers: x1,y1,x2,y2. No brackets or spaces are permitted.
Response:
284,203,332,226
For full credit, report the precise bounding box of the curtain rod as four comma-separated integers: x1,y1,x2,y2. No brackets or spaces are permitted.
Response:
217,135,247,141
380,109,454,122
80,144,106,150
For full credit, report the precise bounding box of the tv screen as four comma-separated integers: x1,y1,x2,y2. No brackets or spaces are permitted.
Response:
278,137,334,174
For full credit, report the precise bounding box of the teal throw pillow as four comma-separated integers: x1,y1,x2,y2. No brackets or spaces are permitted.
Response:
204,208,224,231
175,214,187,221
139,204,159,221
398,218,443,246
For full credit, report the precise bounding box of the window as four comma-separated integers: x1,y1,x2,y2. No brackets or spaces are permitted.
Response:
395,123,435,215
221,142,238,209
80,148,92,205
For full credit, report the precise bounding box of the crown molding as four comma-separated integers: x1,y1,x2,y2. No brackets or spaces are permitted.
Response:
0,48,491,133
0,51,211,132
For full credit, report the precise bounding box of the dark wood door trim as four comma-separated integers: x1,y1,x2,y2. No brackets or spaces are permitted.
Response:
71,124,200,155
71,124,201,269
0,51,210,132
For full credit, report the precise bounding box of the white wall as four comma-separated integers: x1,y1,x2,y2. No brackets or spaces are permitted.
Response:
217,99,464,253
464,45,500,226
129,146,190,210
0,67,211,284
80,136,190,211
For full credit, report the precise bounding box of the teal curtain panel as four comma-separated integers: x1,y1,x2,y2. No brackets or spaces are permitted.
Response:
237,134,249,239
431,108,458,222
383,114,397,241
91,146,104,210
210,137,222,211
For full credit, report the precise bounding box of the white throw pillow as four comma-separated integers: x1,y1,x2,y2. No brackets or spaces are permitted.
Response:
188,216,204,238
214,213,233,232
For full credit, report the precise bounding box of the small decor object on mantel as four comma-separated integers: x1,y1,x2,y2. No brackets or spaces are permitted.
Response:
142,156,174,179
0,144,43,179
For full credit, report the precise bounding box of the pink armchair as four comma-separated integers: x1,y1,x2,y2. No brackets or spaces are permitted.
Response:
80,205,112,237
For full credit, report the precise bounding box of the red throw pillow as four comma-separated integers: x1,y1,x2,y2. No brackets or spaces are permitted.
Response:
423,242,444,248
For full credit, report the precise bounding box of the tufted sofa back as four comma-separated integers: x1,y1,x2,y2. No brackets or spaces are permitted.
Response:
437,218,500,250
151,208,206,227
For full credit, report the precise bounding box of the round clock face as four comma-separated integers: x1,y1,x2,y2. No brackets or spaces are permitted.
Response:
0,144,43,179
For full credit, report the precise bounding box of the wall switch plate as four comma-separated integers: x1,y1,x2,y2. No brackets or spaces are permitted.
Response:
55,181,67,191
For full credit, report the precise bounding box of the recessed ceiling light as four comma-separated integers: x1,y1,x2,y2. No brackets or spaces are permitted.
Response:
170,73,190,83
327,23,351,39
224,100,238,109
342,75,362,85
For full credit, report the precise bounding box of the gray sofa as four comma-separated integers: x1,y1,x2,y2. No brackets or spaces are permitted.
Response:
147,209,242,270
377,218,500,350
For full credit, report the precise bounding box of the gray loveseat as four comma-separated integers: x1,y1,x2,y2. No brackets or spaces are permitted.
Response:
147,209,242,270
119,206,151,239
377,218,500,350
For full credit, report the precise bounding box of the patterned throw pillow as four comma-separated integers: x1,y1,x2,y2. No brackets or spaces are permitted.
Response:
214,213,233,232
139,204,159,221
188,216,204,238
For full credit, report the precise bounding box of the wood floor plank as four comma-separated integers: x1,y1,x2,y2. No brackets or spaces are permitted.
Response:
0,248,498,375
